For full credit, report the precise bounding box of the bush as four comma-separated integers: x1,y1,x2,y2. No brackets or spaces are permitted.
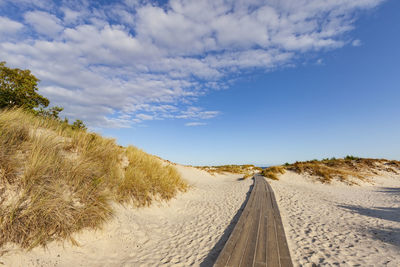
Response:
72,119,87,130
35,106,64,120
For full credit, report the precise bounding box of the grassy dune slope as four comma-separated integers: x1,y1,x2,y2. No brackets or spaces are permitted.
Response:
0,109,187,250
262,157,400,184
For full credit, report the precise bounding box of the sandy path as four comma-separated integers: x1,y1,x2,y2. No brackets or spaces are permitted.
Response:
270,172,400,266
1,165,252,267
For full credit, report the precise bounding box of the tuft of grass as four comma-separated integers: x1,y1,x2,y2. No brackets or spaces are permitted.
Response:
261,166,286,180
0,108,187,250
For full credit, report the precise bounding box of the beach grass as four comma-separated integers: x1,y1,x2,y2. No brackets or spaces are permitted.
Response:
261,157,400,183
261,166,286,180
0,108,187,250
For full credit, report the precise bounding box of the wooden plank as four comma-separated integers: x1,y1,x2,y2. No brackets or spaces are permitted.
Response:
240,184,262,267
214,175,293,267
226,178,260,266
214,178,258,266
254,181,267,267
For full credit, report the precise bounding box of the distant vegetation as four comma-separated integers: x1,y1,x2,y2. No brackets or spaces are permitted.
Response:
196,164,262,178
262,156,400,184
0,62,188,251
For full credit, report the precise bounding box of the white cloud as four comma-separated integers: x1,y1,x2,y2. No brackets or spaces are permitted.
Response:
0,16,24,35
0,0,384,128
352,39,362,47
7,0,55,10
61,7,85,25
24,11,63,37
185,122,207,127
175,107,220,120
136,113,154,121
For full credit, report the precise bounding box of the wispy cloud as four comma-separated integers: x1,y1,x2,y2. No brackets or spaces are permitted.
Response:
175,107,219,120
136,113,154,121
352,39,362,47
185,122,207,127
0,0,384,128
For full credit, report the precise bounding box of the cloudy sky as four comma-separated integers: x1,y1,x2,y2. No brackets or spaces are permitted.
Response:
1,0,399,165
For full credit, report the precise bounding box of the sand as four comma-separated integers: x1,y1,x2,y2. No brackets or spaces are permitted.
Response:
1,165,252,267
270,171,400,266
2,165,400,267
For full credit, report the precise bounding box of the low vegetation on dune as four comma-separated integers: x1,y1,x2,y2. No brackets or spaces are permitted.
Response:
262,156,400,184
196,164,262,178
0,109,187,250
260,166,286,180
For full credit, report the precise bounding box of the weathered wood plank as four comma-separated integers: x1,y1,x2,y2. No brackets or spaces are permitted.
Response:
214,175,292,267
266,193,280,267
254,182,267,266
226,178,260,266
240,184,262,266
214,178,258,266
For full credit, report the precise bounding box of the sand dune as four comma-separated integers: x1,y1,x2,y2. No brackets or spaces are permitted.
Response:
1,165,252,267
270,171,400,266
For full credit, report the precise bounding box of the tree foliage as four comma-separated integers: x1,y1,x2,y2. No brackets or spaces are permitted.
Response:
0,61,49,110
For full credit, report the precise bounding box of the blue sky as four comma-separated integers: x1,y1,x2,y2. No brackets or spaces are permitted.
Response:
1,0,399,165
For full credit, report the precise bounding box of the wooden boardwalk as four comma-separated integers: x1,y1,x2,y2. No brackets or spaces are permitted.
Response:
214,174,293,267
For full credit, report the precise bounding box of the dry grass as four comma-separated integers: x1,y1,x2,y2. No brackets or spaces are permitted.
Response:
116,146,187,206
286,161,363,184
195,164,262,178
275,157,400,184
0,108,187,250
261,166,286,180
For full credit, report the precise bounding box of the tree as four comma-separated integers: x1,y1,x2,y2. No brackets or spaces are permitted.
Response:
0,61,49,110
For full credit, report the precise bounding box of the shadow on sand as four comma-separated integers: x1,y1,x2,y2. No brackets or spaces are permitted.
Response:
200,177,254,267
338,187,400,248
375,187,400,195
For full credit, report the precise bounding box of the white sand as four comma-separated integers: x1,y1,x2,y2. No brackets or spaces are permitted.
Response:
270,171,400,266
1,165,252,267
3,166,400,267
